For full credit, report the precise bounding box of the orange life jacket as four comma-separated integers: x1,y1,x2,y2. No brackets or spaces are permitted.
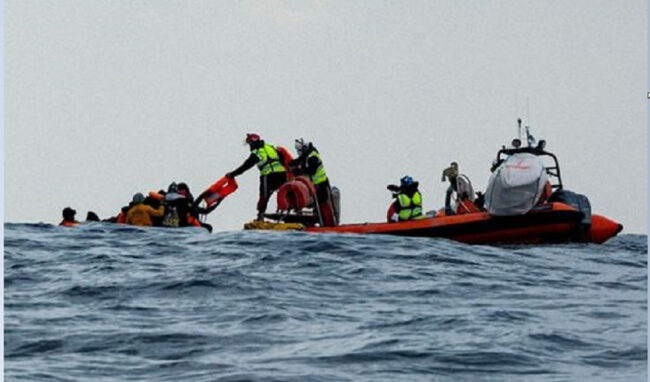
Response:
116,211,126,224
148,191,164,201
186,214,201,227
201,176,238,207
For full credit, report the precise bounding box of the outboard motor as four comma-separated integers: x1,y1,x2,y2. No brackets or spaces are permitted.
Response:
331,186,341,224
549,189,592,236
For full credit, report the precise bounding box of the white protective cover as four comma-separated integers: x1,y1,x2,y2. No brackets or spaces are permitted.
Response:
485,153,548,216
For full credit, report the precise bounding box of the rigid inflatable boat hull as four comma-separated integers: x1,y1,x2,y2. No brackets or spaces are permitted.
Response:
304,203,621,245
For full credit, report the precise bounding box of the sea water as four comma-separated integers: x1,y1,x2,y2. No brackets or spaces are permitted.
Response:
4,223,647,381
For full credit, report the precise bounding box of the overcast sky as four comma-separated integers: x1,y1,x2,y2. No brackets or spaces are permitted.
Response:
5,1,647,233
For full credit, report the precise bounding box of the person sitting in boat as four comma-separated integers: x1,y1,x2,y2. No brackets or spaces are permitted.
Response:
289,138,337,226
177,182,215,232
126,193,165,227
116,202,134,224
160,183,188,227
226,133,288,221
441,162,476,215
59,207,80,227
387,176,424,222
177,182,195,223
85,211,100,222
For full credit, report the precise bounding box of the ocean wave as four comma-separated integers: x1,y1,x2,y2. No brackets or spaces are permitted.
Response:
4,223,647,381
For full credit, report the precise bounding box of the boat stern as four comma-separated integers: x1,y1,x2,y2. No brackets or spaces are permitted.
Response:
587,214,623,244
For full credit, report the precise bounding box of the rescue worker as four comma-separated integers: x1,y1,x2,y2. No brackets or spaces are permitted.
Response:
59,207,80,227
290,138,336,226
126,193,165,226
441,162,475,215
226,133,288,220
387,176,423,222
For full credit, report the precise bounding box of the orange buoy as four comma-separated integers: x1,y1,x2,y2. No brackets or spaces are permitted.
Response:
277,180,313,211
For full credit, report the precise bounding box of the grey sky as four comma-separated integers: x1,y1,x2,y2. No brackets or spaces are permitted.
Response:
5,1,647,233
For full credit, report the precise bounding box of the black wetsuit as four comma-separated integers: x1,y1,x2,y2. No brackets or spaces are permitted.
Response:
230,149,287,216
290,147,331,206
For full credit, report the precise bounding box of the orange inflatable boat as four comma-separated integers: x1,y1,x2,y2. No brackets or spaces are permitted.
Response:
251,128,623,245
304,202,622,244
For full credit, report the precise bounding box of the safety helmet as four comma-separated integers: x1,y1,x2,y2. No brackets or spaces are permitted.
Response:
245,133,261,144
400,175,415,187
295,138,307,154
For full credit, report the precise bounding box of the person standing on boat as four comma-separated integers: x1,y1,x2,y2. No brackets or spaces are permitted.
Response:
441,162,475,215
387,176,423,222
226,133,288,220
290,138,337,226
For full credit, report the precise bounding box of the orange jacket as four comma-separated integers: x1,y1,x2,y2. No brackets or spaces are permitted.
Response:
126,204,164,226
186,214,202,227
59,220,80,227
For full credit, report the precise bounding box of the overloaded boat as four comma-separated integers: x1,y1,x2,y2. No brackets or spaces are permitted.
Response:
247,123,622,244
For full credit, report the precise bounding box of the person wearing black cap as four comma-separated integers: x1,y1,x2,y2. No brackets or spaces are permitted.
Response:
59,207,80,227
226,133,288,220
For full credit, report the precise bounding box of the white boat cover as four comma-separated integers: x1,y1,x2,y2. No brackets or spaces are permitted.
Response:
485,153,548,215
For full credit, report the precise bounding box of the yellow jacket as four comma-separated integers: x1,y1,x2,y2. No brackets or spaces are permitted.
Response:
126,204,164,226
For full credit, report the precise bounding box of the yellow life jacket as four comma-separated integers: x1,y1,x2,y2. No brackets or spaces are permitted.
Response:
307,150,328,185
397,191,423,221
253,144,286,176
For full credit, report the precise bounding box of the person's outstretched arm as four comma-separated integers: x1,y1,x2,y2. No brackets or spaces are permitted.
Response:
227,153,258,178
195,200,220,215
147,205,165,217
